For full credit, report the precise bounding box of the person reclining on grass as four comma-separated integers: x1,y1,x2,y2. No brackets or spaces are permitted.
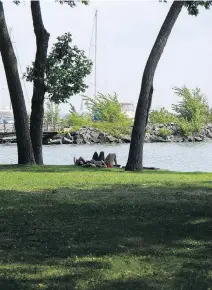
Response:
74,156,86,166
89,151,106,167
74,152,119,168
92,151,105,162
92,152,98,161
74,156,106,168
91,152,119,168
105,153,118,168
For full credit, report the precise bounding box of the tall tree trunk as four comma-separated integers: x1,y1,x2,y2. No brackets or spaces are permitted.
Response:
145,85,153,128
0,1,35,164
30,1,50,164
125,1,184,171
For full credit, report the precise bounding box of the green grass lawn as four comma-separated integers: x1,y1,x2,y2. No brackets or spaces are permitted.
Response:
1,165,212,289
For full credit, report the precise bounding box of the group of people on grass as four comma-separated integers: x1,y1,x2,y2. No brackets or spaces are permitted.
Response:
74,151,119,168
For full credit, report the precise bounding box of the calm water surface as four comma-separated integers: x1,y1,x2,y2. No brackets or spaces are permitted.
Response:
1,142,212,172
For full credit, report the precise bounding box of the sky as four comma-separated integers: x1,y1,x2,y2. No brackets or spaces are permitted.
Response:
0,0,212,115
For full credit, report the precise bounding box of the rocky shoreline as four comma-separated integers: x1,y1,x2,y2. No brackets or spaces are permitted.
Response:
46,127,126,145
144,123,212,143
46,123,212,145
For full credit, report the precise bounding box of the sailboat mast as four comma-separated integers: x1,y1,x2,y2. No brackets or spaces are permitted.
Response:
94,10,98,96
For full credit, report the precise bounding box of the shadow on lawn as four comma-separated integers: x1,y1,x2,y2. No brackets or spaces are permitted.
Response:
0,184,212,289
0,164,208,174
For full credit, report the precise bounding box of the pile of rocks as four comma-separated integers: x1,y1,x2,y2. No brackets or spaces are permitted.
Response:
46,123,212,145
145,123,212,143
48,127,126,145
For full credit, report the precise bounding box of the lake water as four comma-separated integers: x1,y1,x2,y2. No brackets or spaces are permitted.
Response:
0,142,212,172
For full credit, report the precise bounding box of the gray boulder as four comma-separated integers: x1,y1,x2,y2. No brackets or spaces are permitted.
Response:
207,132,212,139
121,135,131,143
90,131,100,140
150,136,168,142
187,136,194,142
64,132,72,140
79,128,87,134
107,135,117,143
194,136,203,142
62,137,73,144
74,137,84,145
166,135,174,142
99,136,109,143
173,136,183,142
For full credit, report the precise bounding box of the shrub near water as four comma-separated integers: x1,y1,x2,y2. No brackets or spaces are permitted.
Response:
63,93,132,137
63,115,132,137
91,120,132,138
62,86,211,139
173,86,209,135
149,107,177,125
84,92,127,123
158,128,173,138
149,86,210,137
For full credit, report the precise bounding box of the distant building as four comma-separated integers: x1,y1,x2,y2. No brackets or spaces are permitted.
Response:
0,109,14,124
120,102,135,119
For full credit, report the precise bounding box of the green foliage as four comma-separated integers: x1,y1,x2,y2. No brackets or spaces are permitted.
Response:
172,86,209,122
84,93,128,123
44,101,60,129
62,98,132,136
91,120,132,138
148,86,210,136
184,1,212,16
149,107,177,125
207,109,212,123
160,1,212,15
172,86,209,134
178,119,194,137
158,127,172,138
24,33,92,104
178,119,204,137
63,111,91,128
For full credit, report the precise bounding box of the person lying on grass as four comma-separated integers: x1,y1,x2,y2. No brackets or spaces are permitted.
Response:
105,153,118,168
73,156,107,168
92,151,119,168
74,152,119,168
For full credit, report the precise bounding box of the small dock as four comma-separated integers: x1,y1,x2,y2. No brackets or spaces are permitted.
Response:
0,131,58,144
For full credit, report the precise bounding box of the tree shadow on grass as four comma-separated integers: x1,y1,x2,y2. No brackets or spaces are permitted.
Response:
97,278,157,290
1,164,208,174
1,184,212,289
0,164,125,174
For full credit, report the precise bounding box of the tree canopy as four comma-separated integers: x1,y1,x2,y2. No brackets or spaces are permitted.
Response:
160,0,212,15
184,1,212,15
24,32,92,104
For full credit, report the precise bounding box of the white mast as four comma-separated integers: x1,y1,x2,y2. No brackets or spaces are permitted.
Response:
81,10,98,114
94,10,98,96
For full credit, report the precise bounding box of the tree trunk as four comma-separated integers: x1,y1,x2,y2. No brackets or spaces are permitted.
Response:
145,85,153,128
0,1,35,164
125,1,184,171
30,1,50,165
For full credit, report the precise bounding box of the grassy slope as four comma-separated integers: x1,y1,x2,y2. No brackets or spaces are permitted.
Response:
1,165,212,289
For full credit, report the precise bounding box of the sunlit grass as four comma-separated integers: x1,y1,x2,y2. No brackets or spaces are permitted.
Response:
0,165,212,289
